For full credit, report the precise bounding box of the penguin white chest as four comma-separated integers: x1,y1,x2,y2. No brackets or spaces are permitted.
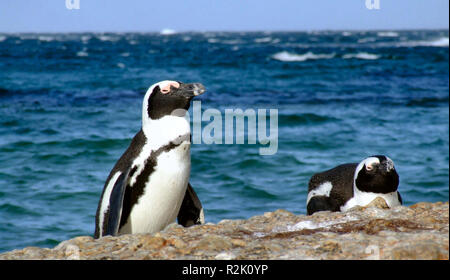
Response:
340,191,401,212
120,142,191,234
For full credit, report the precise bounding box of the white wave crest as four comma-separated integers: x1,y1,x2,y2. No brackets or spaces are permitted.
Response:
417,37,449,47
272,51,335,62
221,39,243,45
271,38,281,44
0,35,6,42
254,37,272,43
429,37,449,46
357,37,376,43
377,31,399,37
397,37,449,48
76,51,89,57
343,52,380,60
38,36,54,42
160,28,176,35
81,35,91,43
97,35,118,42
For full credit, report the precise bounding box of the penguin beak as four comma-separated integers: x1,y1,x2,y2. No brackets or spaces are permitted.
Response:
176,83,206,99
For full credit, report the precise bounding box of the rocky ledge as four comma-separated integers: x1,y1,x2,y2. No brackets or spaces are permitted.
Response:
1,200,448,260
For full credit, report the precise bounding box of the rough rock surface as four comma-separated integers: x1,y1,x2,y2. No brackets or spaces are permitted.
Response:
1,201,448,260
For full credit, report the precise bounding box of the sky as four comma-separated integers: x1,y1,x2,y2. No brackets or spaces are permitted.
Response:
0,0,448,33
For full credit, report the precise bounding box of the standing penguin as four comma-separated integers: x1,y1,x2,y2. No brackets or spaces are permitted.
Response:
306,155,402,215
94,81,205,238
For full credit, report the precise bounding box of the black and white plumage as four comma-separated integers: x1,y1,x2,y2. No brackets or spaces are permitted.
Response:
306,155,402,215
94,81,206,238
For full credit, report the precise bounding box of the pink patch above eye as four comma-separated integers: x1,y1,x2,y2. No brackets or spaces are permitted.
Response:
160,81,180,94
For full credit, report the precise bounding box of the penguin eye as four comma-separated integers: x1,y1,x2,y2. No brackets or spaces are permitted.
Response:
366,164,374,171
159,81,180,94
160,86,171,94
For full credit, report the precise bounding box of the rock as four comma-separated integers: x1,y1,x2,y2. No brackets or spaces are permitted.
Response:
194,234,232,251
390,241,447,260
316,241,342,254
64,244,81,260
365,197,390,209
0,202,448,260
231,238,246,247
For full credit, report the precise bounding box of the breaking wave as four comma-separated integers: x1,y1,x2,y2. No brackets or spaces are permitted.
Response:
271,51,335,62
342,52,380,60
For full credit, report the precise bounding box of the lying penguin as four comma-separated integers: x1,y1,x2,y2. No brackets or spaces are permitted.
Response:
94,81,205,238
306,155,402,215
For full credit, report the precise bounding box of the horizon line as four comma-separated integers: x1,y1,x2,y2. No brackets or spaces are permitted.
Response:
0,27,449,34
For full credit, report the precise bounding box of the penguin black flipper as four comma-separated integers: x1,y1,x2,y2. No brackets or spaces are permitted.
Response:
95,130,146,238
177,183,205,227
307,196,341,215
104,169,130,236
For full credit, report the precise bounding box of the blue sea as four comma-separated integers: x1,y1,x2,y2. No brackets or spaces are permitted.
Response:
0,30,448,253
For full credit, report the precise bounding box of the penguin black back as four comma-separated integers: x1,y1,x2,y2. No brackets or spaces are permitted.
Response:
307,163,356,215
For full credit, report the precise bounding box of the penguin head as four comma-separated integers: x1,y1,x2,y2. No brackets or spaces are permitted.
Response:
354,155,399,194
142,80,205,121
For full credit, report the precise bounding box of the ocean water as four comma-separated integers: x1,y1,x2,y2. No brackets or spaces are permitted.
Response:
0,30,448,253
